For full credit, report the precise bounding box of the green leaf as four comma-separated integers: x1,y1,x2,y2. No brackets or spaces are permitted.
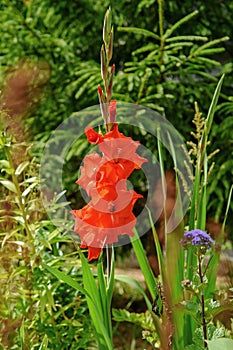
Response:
38,334,48,350
147,207,164,276
207,338,233,350
106,247,115,308
97,258,109,333
20,176,38,185
15,161,30,175
112,308,155,331
0,160,10,169
190,37,229,58
164,11,198,39
43,260,113,348
79,250,114,349
22,182,38,197
131,229,156,300
42,263,89,297
221,184,233,237
166,35,207,42
118,26,160,40
0,179,17,193
78,250,102,315
200,74,225,168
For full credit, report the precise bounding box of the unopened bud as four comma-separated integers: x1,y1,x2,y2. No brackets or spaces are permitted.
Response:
101,45,107,81
103,8,112,45
98,85,104,99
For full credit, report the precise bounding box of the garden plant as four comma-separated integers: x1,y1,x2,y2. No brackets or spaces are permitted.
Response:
0,1,233,349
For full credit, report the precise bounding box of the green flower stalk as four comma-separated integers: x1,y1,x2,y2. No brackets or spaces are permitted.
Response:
181,229,215,348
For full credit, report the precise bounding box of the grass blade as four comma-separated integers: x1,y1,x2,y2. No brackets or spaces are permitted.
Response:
131,229,157,300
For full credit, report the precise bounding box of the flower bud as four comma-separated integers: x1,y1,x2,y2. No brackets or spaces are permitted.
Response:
101,45,107,81
103,8,112,45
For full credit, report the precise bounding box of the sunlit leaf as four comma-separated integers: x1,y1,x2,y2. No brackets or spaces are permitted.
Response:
207,338,233,350
0,179,17,193
15,161,30,175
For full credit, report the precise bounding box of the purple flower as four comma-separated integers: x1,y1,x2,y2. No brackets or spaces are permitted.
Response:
183,229,214,249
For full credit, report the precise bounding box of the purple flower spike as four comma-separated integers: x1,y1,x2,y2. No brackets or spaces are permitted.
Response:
183,229,214,249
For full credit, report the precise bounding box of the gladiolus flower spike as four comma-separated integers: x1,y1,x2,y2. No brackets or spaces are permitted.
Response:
72,121,147,261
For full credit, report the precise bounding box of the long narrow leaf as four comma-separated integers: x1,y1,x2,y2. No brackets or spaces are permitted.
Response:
190,37,229,59
147,207,164,277
205,184,233,297
166,35,207,42
221,184,233,235
79,251,113,349
118,26,160,40
106,247,115,341
131,229,156,300
78,250,103,317
97,256,113,340
42,263,89,297
164,10,198,39
107,246,115,305
38,334,48,350
205,74,225,136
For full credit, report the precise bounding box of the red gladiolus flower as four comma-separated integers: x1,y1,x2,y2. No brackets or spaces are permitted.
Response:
76,152,103,197
72,121,147,261
78,156,141,202
71,189,142,260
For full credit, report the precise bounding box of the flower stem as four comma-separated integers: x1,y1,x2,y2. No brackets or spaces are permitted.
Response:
198,254,208,348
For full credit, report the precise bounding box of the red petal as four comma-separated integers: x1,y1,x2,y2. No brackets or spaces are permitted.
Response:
85,126,103,144
87,246,102,261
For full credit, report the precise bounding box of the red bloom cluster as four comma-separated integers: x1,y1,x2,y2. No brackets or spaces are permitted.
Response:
72,122,147,260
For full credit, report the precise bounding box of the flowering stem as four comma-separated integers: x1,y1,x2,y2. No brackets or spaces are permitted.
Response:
99,7,115,131
197,254,208,348
4,142,35,255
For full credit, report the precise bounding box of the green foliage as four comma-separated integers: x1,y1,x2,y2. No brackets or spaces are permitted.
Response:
112,308,159,348
0,0,232,229
0,0,105,135
115,5,228,120
0,132,94,349
112,308,155,331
